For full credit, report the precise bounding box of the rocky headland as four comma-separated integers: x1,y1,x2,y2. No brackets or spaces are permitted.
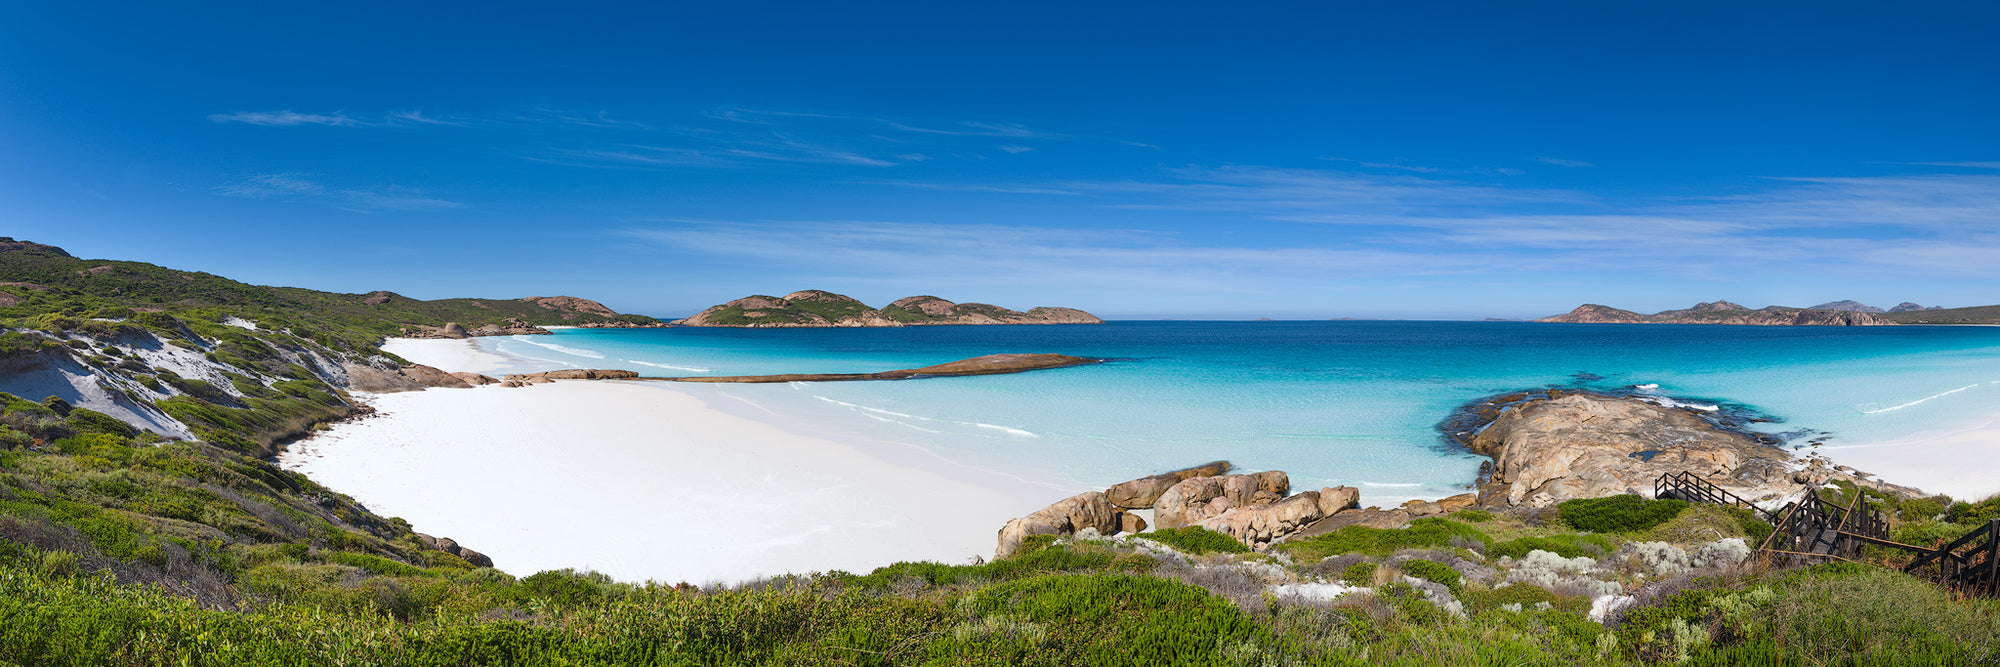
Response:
1539,300,1893,326
674,290,1102,327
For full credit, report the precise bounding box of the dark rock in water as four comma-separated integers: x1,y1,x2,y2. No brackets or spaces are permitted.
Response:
661,353,1101,383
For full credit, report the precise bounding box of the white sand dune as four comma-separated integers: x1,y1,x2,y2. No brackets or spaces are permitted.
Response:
282,338,1057,584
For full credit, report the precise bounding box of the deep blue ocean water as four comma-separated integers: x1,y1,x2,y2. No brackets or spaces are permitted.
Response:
481,322,2000,502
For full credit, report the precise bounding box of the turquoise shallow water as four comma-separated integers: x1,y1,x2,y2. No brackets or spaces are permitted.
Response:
483,322,2000,502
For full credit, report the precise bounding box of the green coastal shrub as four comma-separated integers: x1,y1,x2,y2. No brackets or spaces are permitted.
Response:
1557,494,1688,533
1946,494,2000,524
1340,561,1376,585
1142,526,1250,555
1277,518,1491,561
1490,533,1616,559
63,408,135,437
1398,558,1462,595
1453,509,1494,522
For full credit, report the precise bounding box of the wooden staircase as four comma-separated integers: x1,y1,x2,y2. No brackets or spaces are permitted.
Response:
1655,472,1997,598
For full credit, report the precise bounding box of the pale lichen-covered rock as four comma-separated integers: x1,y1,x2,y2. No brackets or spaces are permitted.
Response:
1105,461,1233,509
1193,490,1328,546
1117,511,1148,534
994,491,1118,558
1154,472,1289,529
451,372,500,386
1315,486,1360,517
1463,393,1794,506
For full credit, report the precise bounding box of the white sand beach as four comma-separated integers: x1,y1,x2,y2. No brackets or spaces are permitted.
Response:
1819,413,2000,501
281,339,1059,584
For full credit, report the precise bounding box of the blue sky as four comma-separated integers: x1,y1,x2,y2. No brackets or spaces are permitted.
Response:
3,2,1997,319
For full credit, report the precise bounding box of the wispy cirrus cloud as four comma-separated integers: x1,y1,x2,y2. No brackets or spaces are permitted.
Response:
208,110,365,127
213,174,461,213
854,163,2000,282
209,109,465,128
616,219,1459,294
1532,156,1594,167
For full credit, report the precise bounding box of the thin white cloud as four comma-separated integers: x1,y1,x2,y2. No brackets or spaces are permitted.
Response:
1532,156,1595,167
998,145,1035,154
210,109,466,128
213,174,461,213
1871,161,2000,170
386,109,463,126
208,110,363,127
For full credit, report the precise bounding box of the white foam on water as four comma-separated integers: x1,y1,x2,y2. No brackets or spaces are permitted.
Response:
1858,383,1981,415
806,391,1038,438
511,337,606,359
975,423,1039,438
625,359,712,373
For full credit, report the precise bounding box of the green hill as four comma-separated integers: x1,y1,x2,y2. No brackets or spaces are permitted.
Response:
0,238,659,356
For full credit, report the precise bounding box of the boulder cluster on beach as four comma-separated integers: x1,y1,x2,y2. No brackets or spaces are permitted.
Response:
997,390,1921,558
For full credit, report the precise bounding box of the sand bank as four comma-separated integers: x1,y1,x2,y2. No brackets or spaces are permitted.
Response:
283,339,1058,584
1819,412,2000,501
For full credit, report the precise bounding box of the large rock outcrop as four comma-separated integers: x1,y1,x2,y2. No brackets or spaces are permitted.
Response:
1191,487,1360,547
500,369,641,387
675,291,1102,327
1459,392,1795,506
1153,472,1291,529
995,491,1120,558
342,362,479,393
1105,461,1233,509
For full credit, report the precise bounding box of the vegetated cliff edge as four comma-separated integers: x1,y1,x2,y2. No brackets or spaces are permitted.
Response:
1538,300,1892,325
674,290,1102,327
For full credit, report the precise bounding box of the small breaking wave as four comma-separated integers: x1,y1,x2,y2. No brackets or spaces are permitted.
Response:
975,423,1038,438
1360,481,1422,488
1859,383,1981,414
1638,396,1720,412
626,359,712,373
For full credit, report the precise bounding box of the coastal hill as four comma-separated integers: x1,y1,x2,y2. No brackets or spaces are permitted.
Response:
1881,303,2000,325
1539,300,1892,325
675,290,1103,327
0,238,662,348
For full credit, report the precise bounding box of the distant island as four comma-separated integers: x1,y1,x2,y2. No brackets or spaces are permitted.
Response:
1537,299,1981,326
674,290,1103,327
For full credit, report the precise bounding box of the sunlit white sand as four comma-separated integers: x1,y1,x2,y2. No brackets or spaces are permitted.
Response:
283,339,1057,583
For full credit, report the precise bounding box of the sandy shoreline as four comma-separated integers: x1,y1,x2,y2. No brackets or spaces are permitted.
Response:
282,338,1058,584
1818,413,2000,501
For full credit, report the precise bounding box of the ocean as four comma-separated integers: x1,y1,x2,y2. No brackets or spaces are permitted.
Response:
476,321,2000,504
